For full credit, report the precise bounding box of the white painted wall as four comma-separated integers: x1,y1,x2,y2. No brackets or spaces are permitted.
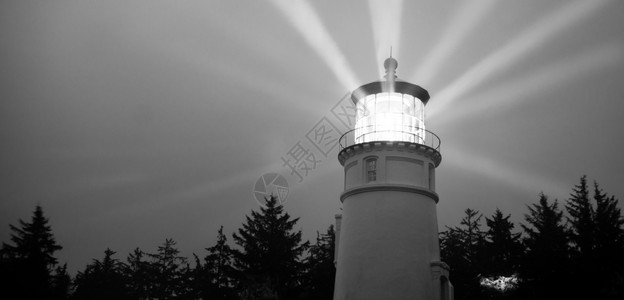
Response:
334,143,446,300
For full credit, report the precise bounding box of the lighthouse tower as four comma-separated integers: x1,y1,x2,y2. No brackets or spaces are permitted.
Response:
334,57,452,300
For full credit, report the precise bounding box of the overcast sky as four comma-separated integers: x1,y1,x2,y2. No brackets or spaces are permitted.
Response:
2,0,623,274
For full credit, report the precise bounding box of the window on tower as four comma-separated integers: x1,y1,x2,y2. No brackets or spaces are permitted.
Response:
428,163,435,191
366,158,377,182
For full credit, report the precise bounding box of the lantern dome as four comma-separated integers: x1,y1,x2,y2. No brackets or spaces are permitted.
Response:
351,58,430,144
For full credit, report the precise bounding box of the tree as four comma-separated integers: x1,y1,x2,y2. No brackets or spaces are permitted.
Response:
0,205,66,299
483,209,522,277
439,208,485,300
231,196,309,299
191,226,236,300
481,209,523,299
302,224,336,300
592,181,624,298
520,193,569,299
566,175,594,258
563,176,624,298
124,247,151,299
51,263,71,300
146,238,188,299
565,176,595,298
72,249,131,300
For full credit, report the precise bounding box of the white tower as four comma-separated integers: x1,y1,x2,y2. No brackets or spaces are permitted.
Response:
333,58,452,300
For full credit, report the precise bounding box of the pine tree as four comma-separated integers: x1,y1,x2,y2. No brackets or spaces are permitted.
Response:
566,175,594,257
460,209,485,266
483,209,522,277
592,181,624,298
198,226,236,300
565,176,624,297
185,254,206,299
439,208,485,300
302,224,336,300
593,181,624,253
124,247,151,299
51,263,71,300
232,196,309,300
146,238,188,299
73,249,131,300
520,193,569,299
481,209,523,299
0,205,65,299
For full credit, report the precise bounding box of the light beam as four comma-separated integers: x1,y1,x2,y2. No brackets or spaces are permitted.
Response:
411,0,497,85
368,0,404,76
444,147,569,197
269,0,360,91
428,0,612,118
437,42,623,123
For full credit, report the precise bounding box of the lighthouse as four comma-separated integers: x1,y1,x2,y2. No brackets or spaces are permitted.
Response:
333,57,452,300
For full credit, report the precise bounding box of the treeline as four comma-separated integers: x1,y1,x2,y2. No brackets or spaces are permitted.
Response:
441,175,624,300
1,176,623,299
0,197,335,300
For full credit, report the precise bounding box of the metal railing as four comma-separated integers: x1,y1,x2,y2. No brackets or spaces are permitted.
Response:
339,125,441,151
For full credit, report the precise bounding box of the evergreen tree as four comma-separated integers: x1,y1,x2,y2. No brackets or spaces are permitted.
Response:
566,175,594,257
51,263,71,300
593,181,624,250
460,209,485,266
481,209,523,299
520,193,569,299
232,196,309,299
592,181,624,298
146,238,188,299
564,176,624,298
483,209,522,277
439,208,485,300
185,254,206,299
195,226,236,300
72,249,131,300
0,205,66,299
302,224,336,300
124,247,151,299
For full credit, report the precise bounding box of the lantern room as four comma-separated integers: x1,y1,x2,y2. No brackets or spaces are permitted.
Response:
351,57,430,145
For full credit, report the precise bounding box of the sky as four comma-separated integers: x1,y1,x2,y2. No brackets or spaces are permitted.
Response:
1,0,623,274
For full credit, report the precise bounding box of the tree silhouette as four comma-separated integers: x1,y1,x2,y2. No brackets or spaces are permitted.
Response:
483,209,522,277
146,238,188,299
566,176,594,255
51,263,71,300
72,248,131,299
520,193,569,299
481,209,523,299
0,205,66,299
191,225,236,300
562,176,624,298
591,181,624,298
565,175,594,293
302,224,336,300
232,195,309,299
124,247,151,299
440,208,485,300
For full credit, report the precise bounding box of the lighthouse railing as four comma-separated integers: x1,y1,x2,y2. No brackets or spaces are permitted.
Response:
338,125,441,152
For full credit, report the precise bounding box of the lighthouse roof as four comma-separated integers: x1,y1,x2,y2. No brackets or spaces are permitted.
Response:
351,80,430,105
351,57,430,105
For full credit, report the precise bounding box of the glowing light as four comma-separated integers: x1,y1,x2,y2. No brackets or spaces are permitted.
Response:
428,0,612,118
269,0,360,91
480,274,519,292
438,42,623,123
411,0,497,85
354,92,425,143
368,0,404,76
